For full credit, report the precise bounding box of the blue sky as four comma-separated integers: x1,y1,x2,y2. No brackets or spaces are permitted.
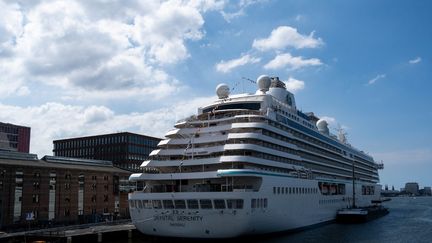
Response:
0,0,431,189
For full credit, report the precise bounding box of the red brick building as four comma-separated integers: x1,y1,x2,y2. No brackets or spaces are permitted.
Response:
0,151,131,229
0,122,31,153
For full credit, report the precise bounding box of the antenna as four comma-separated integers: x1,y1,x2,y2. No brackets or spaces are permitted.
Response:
239,77,257,93
336,124,348,144
241,77,256,84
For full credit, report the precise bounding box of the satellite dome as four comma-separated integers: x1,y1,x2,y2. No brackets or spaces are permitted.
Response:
316,119,329,135
216,83,230,99
257,75,271,92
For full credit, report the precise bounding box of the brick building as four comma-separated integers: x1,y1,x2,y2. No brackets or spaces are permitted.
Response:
53,132,161,172
0,150,131,229
0,122,31,153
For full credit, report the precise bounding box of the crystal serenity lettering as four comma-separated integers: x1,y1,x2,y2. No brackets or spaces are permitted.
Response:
154,215,203,222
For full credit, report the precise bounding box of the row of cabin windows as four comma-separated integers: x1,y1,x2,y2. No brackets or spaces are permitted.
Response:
319,198,344,205
130,199,244,210
251,198,268,209
318,182,346,195
273,186,318,195
269,118,340,154
274,115,372,163
276,108,301,123
260,127,377,174
362,185,375,195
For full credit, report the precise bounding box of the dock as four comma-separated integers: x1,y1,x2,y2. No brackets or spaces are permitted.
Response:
336,205,389,223
0,220,136,243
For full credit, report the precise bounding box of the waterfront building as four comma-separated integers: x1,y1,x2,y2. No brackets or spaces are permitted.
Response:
423,187,431,196
0,150,131,229
53,132,161,172
0,122,31,153
405,182,419,196
381,185,400,197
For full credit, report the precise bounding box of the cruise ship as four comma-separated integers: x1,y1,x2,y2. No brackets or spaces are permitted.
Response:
128,75,383,238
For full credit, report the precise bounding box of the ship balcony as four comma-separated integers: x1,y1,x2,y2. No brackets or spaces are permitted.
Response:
157,134,229,147
129,169,263,194
144,184,256,193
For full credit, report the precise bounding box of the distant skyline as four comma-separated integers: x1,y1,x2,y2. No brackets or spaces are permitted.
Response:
0,0,431,189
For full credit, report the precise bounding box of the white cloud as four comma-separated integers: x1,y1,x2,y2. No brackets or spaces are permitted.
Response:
221,0,266,23
16,86,31,96
0,1,23,57
0,96,216,156
409,57,421,64
319,116,337,127
284,77,305,93
0,0,223,100
221,9,245,22
253,26,323,51
317,116,349,132
216,54,260,73
264,53,322,70
295,14,304,21
84,106,114,123
133,0,206,64
367,74,386,85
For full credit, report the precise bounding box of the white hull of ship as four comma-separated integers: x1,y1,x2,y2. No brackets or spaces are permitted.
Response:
129,175,379,238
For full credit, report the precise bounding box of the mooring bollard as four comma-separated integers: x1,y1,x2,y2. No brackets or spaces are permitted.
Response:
98,232,103,242
67,236,72,243
128,229,132,238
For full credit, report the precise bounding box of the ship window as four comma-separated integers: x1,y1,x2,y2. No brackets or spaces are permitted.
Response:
251,199,256,208
203,102,261,113
214,199,226,209
162,200,174,209
273,187,276,194
174,200,186,209
137,200,143,209
227,199,243,209
187,199,199,209
152,200,162,209
264,198,268,208
200,199,212,209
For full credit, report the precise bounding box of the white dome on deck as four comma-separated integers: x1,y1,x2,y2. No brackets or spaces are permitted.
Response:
317,119,329,135
216,83,230,99
257,75,271,93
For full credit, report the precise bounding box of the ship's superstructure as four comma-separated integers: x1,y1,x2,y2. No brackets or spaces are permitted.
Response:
128,75,383,238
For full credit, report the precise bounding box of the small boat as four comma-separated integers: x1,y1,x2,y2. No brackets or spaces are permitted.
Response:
336,160,389,223
336,206,389,223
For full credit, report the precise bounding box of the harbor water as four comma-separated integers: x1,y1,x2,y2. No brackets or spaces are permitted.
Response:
110,197,432,243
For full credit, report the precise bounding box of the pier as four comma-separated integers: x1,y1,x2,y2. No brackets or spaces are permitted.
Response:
0,220,136,243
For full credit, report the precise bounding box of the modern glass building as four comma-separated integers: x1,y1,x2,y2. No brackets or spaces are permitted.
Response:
0,122,31,153
52,132,161,172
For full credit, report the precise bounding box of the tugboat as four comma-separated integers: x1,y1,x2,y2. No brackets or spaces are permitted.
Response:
336,160,389,223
